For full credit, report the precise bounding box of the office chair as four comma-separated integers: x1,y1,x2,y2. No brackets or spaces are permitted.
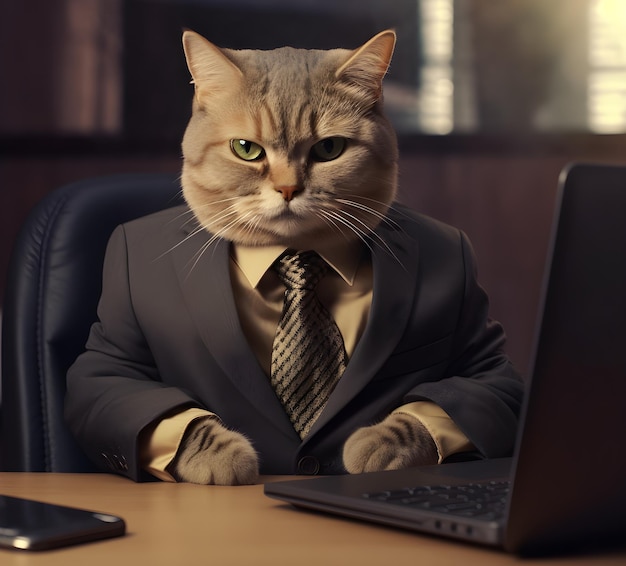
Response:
1,173,184,472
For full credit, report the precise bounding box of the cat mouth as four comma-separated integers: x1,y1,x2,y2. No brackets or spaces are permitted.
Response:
267,204,320,232
270,201,308,220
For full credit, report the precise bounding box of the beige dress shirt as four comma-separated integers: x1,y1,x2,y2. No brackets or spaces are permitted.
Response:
141,240,473,481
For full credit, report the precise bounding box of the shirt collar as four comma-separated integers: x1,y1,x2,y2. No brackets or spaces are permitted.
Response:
231,239,364,288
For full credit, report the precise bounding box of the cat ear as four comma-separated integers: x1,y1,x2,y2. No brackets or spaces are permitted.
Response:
182,30,243,103
335,30,396,103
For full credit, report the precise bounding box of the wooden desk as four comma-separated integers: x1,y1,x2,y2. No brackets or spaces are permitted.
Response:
0,473,624,565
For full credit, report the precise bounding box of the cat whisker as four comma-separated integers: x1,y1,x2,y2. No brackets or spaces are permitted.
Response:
173,198,240,229
386,201,421,223
330,208,374,240
315,210,358,246
168,206,200,229
318,209,377,253
193,195,241,208
239,214,265,242
158,205,240,260
320,208,407,271
336,199,393,228
316,211,404,269
198,203,241,227
338,197,405,232
346,191,422,225
154,222,208,262
186,238,215,274
185,209,257,275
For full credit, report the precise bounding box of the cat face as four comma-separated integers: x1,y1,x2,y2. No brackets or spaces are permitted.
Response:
181,30,398,249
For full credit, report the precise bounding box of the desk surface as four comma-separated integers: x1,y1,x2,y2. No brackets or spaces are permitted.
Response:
0,473,624,565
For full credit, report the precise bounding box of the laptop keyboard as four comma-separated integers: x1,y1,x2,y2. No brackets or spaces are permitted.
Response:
362,480,510,521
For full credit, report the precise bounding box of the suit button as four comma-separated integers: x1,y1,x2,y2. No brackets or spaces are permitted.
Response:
297,456,320,475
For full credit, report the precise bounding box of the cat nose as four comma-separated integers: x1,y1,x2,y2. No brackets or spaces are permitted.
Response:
275,185,301,202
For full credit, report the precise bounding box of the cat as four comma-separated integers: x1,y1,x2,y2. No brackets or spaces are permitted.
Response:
168,29,439,485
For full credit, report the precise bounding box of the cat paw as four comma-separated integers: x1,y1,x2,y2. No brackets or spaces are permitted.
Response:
342,413,438,474
168,417,259,485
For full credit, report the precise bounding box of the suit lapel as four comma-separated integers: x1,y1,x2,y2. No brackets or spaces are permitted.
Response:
166,207,420,443
304,214,420,438
168,214,296,438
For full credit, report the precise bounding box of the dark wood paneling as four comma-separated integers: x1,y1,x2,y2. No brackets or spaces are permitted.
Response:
0,150,181,305
396,140,626,375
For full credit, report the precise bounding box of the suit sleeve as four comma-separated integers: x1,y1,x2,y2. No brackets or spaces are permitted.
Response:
404,231,525,459
64,225,202,481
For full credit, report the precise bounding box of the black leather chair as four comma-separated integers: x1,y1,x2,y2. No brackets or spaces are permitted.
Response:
1,173,184,472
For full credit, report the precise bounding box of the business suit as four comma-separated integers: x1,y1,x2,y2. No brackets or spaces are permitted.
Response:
65,203,524,481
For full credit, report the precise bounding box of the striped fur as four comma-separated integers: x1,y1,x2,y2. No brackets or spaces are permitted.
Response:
342,413,439,473
168,417,259,485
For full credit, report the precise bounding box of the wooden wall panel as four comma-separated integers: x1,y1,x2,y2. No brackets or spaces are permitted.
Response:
0,152,181,303
397,154,564,375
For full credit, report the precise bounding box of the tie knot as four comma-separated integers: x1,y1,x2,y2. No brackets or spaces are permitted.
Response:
274,250,328,290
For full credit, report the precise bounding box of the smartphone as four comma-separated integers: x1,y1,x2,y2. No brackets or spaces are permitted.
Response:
0,494,126,551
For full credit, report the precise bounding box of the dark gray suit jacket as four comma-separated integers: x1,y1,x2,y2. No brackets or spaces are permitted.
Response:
65,204,524,480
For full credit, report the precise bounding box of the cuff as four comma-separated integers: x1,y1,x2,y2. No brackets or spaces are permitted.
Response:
392,401,474,463
139,408,216,482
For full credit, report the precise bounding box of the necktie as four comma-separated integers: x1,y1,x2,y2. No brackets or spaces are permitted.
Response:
271,250,348,438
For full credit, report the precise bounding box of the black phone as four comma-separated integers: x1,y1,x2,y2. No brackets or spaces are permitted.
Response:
0,494,126,551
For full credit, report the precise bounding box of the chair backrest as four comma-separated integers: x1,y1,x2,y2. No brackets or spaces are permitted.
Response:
1,173,184,472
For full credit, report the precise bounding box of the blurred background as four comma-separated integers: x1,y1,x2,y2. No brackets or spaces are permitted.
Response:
1,0,626,375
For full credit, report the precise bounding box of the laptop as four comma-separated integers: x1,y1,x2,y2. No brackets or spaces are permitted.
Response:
265,163,626,556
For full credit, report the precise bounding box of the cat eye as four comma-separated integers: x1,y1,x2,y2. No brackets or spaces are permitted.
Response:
311,137,347,161
230,139,266,161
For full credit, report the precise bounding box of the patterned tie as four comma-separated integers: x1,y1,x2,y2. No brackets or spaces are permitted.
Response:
271,250,348,438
